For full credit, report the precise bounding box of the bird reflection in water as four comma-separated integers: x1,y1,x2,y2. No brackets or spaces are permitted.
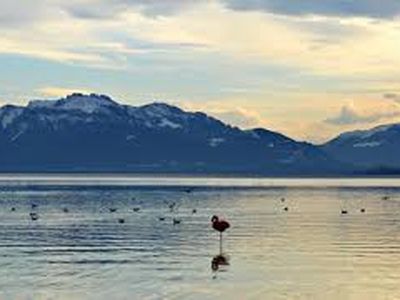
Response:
211,254,230,279
211,254,229,271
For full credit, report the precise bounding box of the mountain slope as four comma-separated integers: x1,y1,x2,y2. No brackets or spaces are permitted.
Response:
322,123,400,169
0,93,344,174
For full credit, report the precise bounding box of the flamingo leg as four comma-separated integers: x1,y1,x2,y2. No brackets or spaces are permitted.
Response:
219,232,222,254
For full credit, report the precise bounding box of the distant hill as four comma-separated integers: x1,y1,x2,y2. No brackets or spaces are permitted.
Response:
322,123,400,170
0,93,346,175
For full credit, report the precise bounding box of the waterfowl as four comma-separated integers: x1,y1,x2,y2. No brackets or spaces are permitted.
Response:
173,218,181,225
168,202,176,212
30,212,39,221
211,215,230,254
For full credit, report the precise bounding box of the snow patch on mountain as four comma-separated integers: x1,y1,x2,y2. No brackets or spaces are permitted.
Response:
338,124,395,141
209,137,225,147
126,134,136,141
28,100,58,109
247,130,260,139
158,118,182,129
353,141,382,148
29,93,118,114
0,107,23,129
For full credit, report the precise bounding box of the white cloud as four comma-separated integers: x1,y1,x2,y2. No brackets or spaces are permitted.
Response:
37,87,92,98
180,100,265,129
0,1,399,76
325,104,400,125
224,0,400,19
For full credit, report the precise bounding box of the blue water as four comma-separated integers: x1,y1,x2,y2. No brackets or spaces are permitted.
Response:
0,176,399,299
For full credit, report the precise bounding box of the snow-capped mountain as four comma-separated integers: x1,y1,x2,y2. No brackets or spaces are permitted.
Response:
0,93,343,174
322,123,400,169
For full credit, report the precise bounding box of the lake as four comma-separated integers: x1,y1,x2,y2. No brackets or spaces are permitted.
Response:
0,175,399,299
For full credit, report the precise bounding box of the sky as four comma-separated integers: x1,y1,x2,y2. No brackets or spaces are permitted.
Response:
1,0,400,143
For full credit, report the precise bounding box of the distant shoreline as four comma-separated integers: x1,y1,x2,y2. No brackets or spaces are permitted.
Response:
1,171,400,179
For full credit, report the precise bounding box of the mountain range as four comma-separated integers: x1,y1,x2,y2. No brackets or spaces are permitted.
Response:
0,93,398,175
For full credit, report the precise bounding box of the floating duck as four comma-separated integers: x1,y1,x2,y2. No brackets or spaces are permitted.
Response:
30,212,39,221
173,218,181,225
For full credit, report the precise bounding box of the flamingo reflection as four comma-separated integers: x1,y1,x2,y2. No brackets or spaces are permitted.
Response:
211,254,230,274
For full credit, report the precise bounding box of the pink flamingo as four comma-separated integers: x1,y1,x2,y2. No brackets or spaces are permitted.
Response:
211,215,230,254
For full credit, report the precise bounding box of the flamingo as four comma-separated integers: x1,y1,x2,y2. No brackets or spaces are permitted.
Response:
211,215,230,254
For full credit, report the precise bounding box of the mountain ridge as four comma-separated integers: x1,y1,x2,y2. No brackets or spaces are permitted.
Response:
0,93,349,175
323,122,400,170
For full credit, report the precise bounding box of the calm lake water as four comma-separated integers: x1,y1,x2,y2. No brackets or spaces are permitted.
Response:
0,176,399,299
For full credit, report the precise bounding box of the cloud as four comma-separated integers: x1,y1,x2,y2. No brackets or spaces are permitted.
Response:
180,101,264,129
0,0,49,27
36,87,91,98
212,109,262,128
65,0,202,19
0,0,400,77
224,0,400,19
325,103,400,125
383,93,400,103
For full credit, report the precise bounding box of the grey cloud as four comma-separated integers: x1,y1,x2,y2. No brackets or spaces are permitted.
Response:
325,105,400,125
224,0,400,19
383,93,400,103
0,0,49,26
66,0,202,19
